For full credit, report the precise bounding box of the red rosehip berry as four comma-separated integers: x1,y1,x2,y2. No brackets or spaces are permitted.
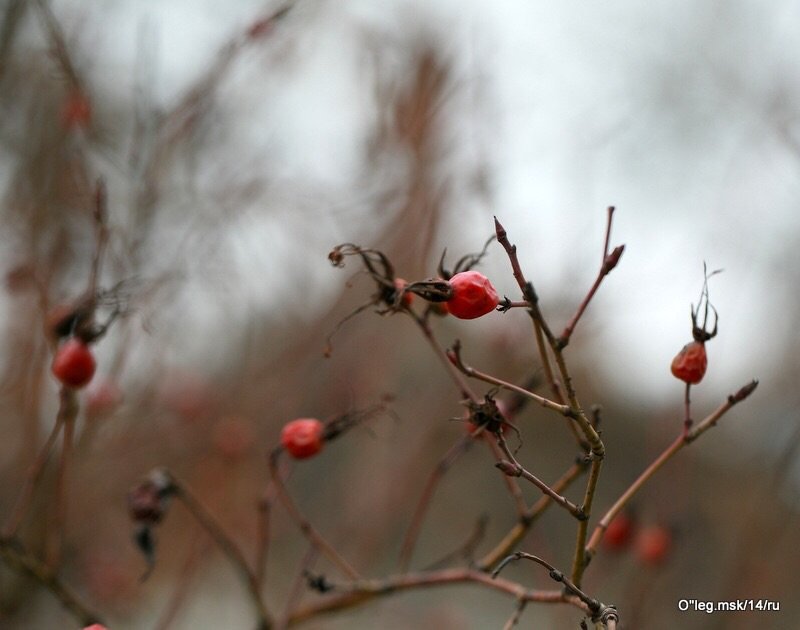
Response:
281,418,324,459
83,625,108,630
603,513,634,551
446,270,499,320
51,338,96,388
635,525,672,566
213,416,255,460
670,340,707,384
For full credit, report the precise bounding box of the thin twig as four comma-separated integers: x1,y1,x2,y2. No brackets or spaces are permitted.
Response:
168,472,272,628
494,216,556,344
31,0,81,87
557,207,625,349
486,437,528,516
447,340,572,417
45,388,78,568
398,434,474,572
0,536,102,626
683,382,692,435
256,479,278,588
277,546,320,630
412,313,476,402
584,380,759,560
503,598,528,630
492,551,619,627
3,413,66,537
495,434,585,519
423,513,488,571
476,460,588,571
285,568,590,625
268,451,360,580
154,532,212,630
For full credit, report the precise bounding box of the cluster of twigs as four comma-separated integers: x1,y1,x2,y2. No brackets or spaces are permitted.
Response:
115,210,752,629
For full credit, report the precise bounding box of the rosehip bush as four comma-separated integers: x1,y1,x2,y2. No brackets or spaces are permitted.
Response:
446,270,499,319
281,418,325,459
51,337,96,388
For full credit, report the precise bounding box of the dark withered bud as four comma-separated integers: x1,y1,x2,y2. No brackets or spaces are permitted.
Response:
134,524,157,581
128,468,174,525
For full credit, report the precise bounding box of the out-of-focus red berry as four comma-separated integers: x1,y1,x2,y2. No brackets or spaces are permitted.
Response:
82,551,133,604
51,338,96,388
671,341,708,384
63,90,91,129
603,513,634,551
446,271,499,319
281,418,324,459
636,525,672,565
213,416,255,460
83,625,109,630
85,379,123,417
159,372,215,423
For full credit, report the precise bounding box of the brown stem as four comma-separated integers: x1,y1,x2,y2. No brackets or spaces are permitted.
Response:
495,216,606,587
398,435,473,572
584,380,759,560
494,216,556,343
495,434,584,519
87,179,109,298
31,0,81,87
476,460,587,571
492,552,598,612
486,438,528,516
255,479,277,588
503,598,528,630
683,382,692,435
557,207,624,349
169,473,272,628
154,532,211,630
285,568,590,625
3,413,65,538
570,455,603,585
45,388,77,568
268,451,360,580
447,341,572,416
0,536,102,626
412,313,477,402
423,513,488,570
277,546,320,630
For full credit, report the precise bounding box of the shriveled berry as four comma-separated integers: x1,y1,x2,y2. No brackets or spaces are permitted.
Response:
446,271,499,319
128,483,166,525
281,418,324,459
51,338,96,388
636,525,672,565
603,513,634,551
670,341,707,384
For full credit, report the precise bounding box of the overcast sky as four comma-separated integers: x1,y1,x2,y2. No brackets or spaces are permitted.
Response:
8,0,800,444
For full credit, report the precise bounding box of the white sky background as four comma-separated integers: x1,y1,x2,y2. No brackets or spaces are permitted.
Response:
9,1,800,449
